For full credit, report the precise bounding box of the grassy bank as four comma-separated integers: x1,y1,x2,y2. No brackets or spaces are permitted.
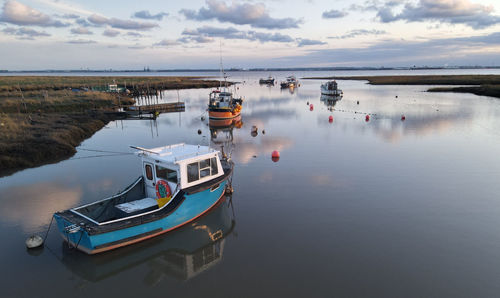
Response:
0,76,223,177
302,75,500,99
0,76,222,92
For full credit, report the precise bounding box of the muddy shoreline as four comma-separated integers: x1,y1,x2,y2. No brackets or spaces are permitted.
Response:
0,76,224,177
302,75,500,99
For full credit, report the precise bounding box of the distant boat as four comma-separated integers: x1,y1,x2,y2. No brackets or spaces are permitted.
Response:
321,80,343,96
259,76,275,85
208,89,243,119
280,76,298,88
54,143,234,254
208,48,243,120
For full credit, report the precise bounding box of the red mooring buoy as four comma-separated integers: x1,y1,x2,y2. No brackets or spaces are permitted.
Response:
272,150,280,158
365,115,370,121
329,115,333,123
272,150,280,162
401,115,406,121
310,104,314,111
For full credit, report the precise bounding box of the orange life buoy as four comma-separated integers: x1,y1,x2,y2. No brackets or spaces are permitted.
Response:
156,180,171,199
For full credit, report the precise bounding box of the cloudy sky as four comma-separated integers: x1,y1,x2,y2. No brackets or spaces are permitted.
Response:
0,0,499,70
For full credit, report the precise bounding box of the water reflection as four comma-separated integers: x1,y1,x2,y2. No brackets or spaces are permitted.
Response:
320,94,342,111
60,196,236,283
0,182,82,232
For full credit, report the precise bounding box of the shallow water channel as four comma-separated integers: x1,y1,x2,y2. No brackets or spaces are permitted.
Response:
1,70,500,297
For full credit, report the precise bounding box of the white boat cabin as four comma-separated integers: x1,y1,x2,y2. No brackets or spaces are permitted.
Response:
210,91,233,108
136,143,224,198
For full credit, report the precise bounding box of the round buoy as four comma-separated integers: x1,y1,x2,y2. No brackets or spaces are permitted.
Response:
306,101,309,105
197,129,202,135
395,95,398,98
26,235,44,249
262,129,266,135
251,130,258,137
310,104,314,111
365,115,370,121
401,115,406,121
357,101,360,105
271,150,280,162
201,116,205,121
329,115,333,123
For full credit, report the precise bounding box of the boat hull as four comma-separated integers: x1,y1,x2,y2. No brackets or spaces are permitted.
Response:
54,180,227,254
208,109,241,120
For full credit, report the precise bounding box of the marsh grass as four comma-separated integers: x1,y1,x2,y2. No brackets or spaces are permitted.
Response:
0,75,224,176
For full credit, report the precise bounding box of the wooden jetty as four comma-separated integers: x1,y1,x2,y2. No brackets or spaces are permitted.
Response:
105,102,185,119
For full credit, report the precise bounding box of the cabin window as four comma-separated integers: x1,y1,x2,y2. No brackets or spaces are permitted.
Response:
199,159,211,178
211,157,218,175
145,164,153,180
187,162,199,183
187,157,219,183
156,165,177,183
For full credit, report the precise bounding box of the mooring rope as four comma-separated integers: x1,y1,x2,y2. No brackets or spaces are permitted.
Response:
78,148,132,154
43,216,54,243
69,153,132,160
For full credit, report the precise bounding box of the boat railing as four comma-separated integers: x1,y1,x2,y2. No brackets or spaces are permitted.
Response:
72,187,183,226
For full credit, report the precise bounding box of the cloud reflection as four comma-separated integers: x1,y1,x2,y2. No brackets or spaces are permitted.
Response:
0,182,82,232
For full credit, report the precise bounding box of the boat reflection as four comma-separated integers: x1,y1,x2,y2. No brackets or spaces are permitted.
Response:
60,196,236,283
320,94,342,111
209,115,242,155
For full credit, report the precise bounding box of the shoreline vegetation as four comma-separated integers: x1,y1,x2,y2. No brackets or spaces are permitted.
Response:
0,76,224,177
302,75,500,99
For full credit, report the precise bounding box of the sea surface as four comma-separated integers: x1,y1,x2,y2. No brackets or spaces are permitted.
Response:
1,70,500,297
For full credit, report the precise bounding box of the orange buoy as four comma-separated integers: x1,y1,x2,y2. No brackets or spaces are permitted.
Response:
271,150,280,162
365,115,370,121
329,115,333,123
401,115,406,121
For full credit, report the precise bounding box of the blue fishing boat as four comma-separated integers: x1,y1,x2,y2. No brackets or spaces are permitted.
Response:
54,143,233,254
60,196,236,281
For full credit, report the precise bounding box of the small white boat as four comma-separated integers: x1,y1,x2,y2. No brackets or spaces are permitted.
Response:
259,76,275,85
280,76,298,88
321,80,343,96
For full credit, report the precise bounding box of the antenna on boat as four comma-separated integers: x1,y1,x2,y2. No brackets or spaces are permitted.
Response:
219,40,223,90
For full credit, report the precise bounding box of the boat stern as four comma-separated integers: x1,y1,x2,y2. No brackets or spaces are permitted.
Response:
54,213,93,254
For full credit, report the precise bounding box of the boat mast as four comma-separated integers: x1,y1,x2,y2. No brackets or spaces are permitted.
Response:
219,40,228,90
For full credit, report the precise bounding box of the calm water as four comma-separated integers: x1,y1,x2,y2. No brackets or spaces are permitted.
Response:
1,70,500,297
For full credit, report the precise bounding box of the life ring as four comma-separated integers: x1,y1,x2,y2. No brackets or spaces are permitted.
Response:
156,180,171,199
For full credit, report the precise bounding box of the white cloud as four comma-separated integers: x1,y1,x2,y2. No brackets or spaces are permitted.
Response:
0,0,68,27
2,26,50,39
87,14,158,30
322,9,347,19
66,39,96,44
180,0,302,29
357,0,500,29
70,27,92,35
133,10,168,21
103,28,120,37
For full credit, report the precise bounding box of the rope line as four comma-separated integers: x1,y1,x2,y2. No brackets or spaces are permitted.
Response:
43,216,54,243
78,148,132,154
